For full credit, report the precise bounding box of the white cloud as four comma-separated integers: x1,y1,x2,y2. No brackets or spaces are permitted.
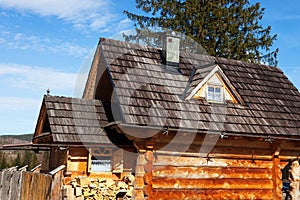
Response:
0,63,78,92
0,11,8,17
111,28,137,42
50,42,91,58
8,32,44,50
0,0,118,32
0,31,90,57
118,18,132,28
0,63,83,134
0,0,108,19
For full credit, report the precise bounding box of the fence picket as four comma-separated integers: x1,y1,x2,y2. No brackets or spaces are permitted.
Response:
2,170,12,200
0,165,62,200
9,171,22,200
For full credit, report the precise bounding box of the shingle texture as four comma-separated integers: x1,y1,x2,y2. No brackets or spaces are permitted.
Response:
97,38,300,136
41,95,110,143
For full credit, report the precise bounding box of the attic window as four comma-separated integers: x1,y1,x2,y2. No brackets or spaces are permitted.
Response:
186,65,244,104
207,85,224,103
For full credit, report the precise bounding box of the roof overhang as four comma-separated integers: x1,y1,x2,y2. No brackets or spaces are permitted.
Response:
0,142,116,151
104,122,300,160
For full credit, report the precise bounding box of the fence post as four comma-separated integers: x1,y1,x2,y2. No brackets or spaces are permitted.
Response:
1,167,17,200
9,169,22,200
49,165,65,200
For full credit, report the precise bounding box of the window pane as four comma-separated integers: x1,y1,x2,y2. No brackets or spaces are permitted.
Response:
207,85,223,102
208,87,214,92
214,93,222,101
215,87,221,93
207,91,214,100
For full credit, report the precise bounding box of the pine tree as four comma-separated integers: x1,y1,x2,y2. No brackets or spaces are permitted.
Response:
0,152,8,170
13,153,22,167
124,0,278,66
22,150,37,169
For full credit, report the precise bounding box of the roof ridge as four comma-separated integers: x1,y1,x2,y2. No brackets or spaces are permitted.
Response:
43,95,100,103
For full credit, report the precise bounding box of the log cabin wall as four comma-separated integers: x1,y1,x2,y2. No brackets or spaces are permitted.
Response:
66,147,89,179
134,150,284,200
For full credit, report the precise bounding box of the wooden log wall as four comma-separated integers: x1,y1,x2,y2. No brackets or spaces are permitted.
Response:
134,150,287,200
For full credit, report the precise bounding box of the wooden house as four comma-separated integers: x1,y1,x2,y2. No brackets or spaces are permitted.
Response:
33,37,300,199
33,96,136,183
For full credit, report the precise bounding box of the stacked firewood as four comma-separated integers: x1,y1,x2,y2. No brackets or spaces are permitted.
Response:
63,175,135,200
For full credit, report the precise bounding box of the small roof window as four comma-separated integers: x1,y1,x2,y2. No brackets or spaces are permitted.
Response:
186,65,244,105
207,85,224,103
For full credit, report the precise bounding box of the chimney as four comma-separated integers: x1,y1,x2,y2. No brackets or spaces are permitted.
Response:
164,33,180,66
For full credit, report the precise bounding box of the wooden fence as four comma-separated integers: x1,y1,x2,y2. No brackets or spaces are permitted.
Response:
0,165,65,200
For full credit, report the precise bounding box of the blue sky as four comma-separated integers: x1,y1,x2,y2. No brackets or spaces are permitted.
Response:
0,0,299,135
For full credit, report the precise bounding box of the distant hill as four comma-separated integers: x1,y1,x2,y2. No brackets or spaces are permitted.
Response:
0,134,39,171
0,134,33,145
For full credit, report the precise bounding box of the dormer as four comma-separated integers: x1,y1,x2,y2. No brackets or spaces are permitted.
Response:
185,65,244,104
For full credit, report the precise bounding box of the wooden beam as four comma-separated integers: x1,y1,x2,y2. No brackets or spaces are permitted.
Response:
272,157,282,200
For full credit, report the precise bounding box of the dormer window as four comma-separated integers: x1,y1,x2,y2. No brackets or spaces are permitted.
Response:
207,85,224,103
186,65,244,105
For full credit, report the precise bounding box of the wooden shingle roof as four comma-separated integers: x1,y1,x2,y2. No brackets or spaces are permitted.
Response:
33,95,111,144
93,38,300,137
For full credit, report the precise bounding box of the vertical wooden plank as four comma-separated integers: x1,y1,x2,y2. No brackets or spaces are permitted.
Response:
1,170,12,200
133,150,146,200
41,173,50,200
144,150,154,197
21,171,32,200
49,165,65,200
20,172,52,200
31,173,38,200
272,157,283,200
33,173,42,200
45,175,52,200
51,170,63,200
33,173,52,200
9,171,22,200
112,149,124,173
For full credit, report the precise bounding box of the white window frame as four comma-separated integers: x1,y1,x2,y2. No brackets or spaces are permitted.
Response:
206,84,224,103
